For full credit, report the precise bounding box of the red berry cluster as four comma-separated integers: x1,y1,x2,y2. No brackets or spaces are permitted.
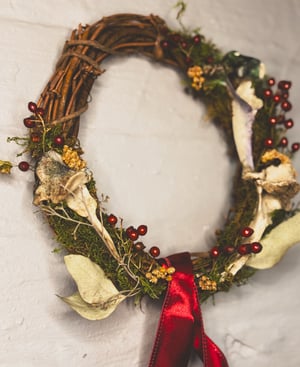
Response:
159,30,209,67
19,101,47,171
126,224,152,254
125,223,160,257
210,226,263,258
107,215,160,257
263,79,299,152
23,101,45,131
20,101,67,171
23,101,65,148
125,224,148,241
237,242,263,255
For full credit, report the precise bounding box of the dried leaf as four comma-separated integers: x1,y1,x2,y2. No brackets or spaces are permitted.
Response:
66,185,97,218
231,80,263,173
256,163,300,209
64,254,123,304
33,151,91,205
66,187,121,262
246,212,300,269
246,189,282,243
59,292,124,321
34,151,121,261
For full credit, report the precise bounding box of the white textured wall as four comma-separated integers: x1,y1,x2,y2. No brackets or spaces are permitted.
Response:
0,1,300,366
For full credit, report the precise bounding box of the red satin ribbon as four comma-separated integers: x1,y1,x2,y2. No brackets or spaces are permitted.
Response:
148,252,229,367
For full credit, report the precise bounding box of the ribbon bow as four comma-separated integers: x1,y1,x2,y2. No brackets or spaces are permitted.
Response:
148,252,229,367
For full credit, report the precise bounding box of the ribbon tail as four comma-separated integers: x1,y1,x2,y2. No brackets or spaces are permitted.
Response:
192,273,229,367
193,316,229,367
148,252,195,367
148,252,229,367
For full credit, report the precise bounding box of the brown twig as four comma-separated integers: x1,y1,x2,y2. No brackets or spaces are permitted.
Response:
36,14,184,141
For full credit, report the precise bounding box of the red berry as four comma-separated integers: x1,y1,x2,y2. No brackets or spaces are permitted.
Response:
127,228,139,241
210,246,220,258
278,80,291,90
284,119,294,129
264,138,273,148
160,40,170,49
292,143,300,152
281,101,292,111
18,161,30,172
251,242,263,254
107,214,117,226
282,92,289,100
28,101,37,113
223,245,235,255
36,107,45,116
267,78,276,86
149,246,160,257
181,41,188,49
279,137,288,147
171,34,181,43
193,35,201,44
53,135,65,146
268,117,277,125
31,133,40,143
23,117,35,128
134,242,145,251
263,89,273,98
237,244,251,255
241,227,254,237
206,56,214,64
273,94,281,103
137,224,148,236
126,226,134,235
185,56,193,65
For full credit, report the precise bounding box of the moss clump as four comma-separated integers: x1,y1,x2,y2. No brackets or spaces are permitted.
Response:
46,203,166,299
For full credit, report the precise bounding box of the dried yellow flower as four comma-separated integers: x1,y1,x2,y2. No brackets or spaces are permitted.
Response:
187,65,203,78
261,149,290,165
149,276,158,284
167,266,176,275
146,272,153,279
199,275,217,291
187,65,205,91
0,160,13,174
146,265,176,283
62,145,86,170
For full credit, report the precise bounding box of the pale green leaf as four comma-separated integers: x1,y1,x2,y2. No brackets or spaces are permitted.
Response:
64,254,121,304
246,212,300,269
59,292,125,320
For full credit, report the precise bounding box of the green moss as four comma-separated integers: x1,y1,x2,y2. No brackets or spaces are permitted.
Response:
46,203,166,299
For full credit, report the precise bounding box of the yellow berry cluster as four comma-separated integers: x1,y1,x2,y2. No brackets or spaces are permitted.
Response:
187,65,205,91
198,275,217,291
62,145,86,170
261,149,290,165
146,266,176,284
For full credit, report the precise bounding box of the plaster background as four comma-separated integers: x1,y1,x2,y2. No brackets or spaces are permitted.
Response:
0,1,300,366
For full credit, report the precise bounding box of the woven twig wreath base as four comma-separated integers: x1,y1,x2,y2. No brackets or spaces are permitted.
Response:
21,13,299,304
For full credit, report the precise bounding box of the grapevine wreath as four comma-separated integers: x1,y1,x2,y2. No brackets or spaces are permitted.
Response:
3,12,300,367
